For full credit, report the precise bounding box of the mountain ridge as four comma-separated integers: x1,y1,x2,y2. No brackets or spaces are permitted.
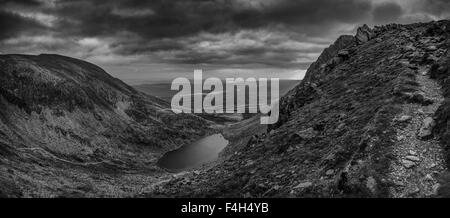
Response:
148,19,450,198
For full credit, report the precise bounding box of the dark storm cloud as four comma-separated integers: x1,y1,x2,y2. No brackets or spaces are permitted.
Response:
421,0,450,17
0,0,42,7
45,0,235,39
373,2,403,24
39,0,374,40
150,31,326,67
114,38,187,55
1,0,450,77
0,10,46,40
25,0,371,67
236,0,372,27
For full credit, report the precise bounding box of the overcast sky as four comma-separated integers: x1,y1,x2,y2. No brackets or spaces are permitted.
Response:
1,0,449,84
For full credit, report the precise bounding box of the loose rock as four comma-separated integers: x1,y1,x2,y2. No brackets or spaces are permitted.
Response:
356,24,375,44
325,169,335,176
402,160,416,168
294,181,313,189
396,115,412,122
366,177,377,193
405,156,421,162
294,128,318,140
418,117,435,139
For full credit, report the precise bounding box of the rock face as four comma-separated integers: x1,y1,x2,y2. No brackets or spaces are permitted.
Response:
302,35,356,84
0,54,210,197
275,35,356,129
356,24,375,44
150,20,450,198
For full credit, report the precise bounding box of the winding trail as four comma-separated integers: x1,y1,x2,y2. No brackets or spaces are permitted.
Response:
17,147,108,166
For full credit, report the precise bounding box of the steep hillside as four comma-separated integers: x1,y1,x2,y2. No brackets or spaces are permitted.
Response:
149,20,450,198
0,54,211,197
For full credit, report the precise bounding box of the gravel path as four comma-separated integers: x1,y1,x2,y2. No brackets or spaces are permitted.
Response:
388,68,446,197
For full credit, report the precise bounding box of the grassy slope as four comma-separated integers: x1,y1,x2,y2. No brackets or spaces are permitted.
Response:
0,54,211,197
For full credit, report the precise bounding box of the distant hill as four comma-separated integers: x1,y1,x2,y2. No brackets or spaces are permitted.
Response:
134,80,301,124
133,79,301,102
0,54,211,197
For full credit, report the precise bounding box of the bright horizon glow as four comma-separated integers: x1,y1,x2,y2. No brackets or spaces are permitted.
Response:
103,65,306,86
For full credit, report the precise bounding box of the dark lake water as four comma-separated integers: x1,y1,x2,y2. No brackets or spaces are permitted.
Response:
157,134,229,172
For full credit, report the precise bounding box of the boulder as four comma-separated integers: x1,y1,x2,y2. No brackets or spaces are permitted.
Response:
418,117,435,140
366,177,377,193
396,115,412,123
405,156,420,162
402,160,416,168
325,169,335,176
401,92,434,106
294,128,318,140
356,24,375,44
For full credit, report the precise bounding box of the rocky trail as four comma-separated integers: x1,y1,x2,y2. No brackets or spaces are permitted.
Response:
389,71,446,197
388,31,447,197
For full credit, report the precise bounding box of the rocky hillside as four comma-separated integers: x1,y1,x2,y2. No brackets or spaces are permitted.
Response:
149,20,450,198
0,54,211,197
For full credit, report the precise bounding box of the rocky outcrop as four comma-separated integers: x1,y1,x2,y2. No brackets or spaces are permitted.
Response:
274,35,355,130
356,24,375,44
302,35,356,84
418,117,436,140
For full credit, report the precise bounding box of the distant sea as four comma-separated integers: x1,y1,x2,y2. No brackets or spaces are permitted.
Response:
134,80,301,103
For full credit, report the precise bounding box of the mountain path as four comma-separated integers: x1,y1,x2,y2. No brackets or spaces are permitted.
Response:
17,147,108,166
388,66,446,197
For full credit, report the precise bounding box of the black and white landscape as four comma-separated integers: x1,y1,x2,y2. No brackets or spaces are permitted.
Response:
1,0,450,198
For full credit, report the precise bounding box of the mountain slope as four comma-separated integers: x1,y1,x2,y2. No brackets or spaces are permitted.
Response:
149,20,450,198
0,54,211,197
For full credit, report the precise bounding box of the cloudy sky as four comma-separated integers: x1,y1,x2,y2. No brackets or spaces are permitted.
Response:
1,0,449,84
